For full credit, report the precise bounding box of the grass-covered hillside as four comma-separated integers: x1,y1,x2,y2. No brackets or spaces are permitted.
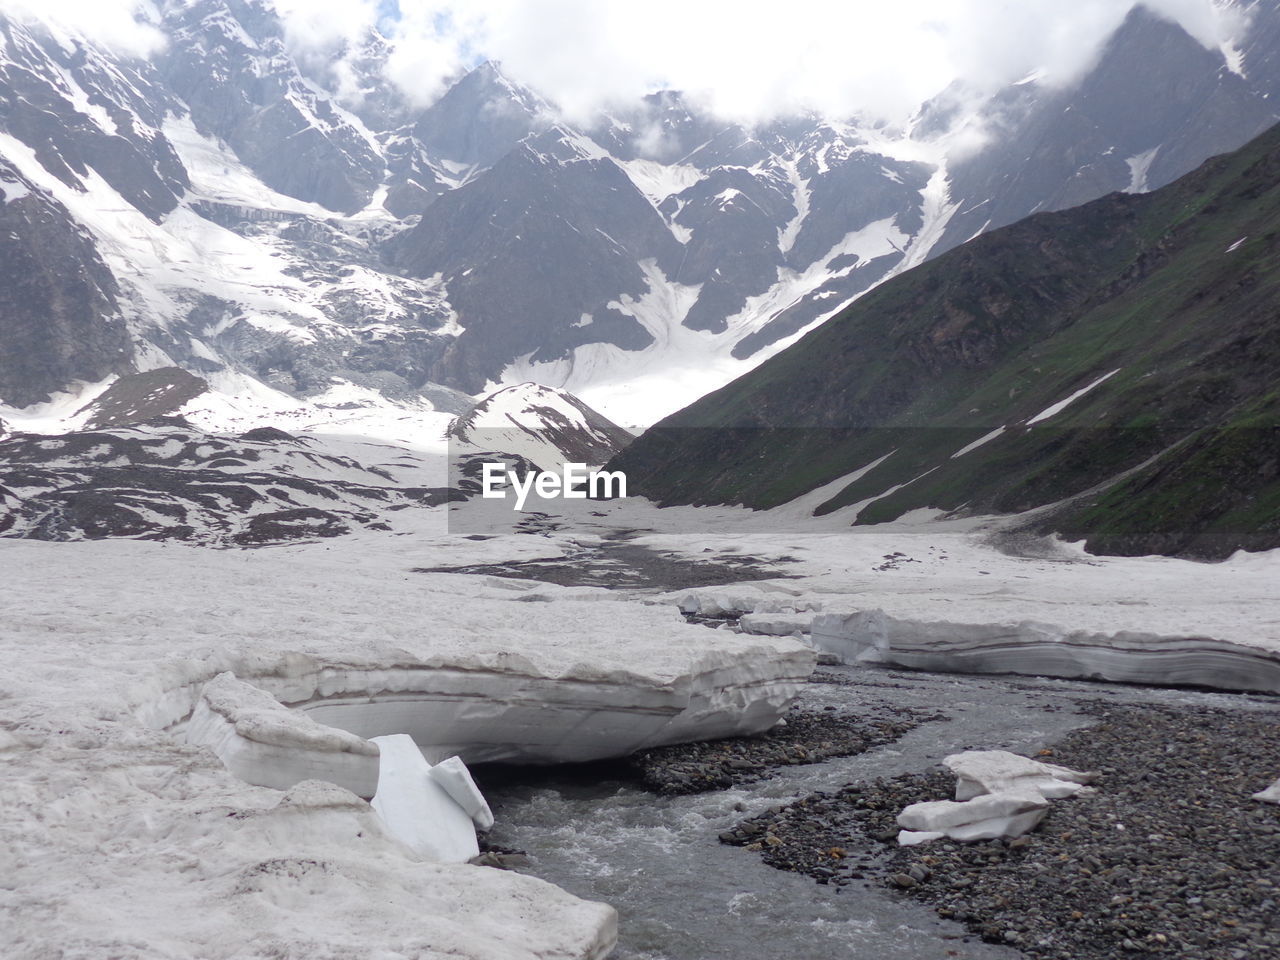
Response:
612,123,1280,558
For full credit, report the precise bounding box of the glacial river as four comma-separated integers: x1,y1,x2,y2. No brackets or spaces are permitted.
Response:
479,665,1274,960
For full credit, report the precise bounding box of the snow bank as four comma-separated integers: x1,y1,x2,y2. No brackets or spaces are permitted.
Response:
665,585,813,618
808,608,1280,694
186,672,381,798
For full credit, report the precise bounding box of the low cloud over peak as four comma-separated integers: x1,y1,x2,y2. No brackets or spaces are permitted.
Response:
6,0,1255,126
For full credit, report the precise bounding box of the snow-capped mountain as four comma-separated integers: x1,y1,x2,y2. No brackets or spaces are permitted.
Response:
0,367,632,544
0,418,454,544
447,382,633,471
0,1,1277,435
613,117,1280,559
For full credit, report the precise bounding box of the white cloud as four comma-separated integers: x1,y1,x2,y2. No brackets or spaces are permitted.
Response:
3,0,165,56
365,0,1253,124
4,0,1254,125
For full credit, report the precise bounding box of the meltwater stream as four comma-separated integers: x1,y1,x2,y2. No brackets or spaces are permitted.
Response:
479,666,1275,960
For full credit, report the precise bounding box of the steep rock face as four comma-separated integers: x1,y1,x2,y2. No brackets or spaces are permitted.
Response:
392,128,683,392
159,0,383,214
411,61,550,171
612,122,1280,559
587,90,725,163
1243,0,1280,100
0,161,133,407
724,127,932,357
0,15,188,221
667,149,794,334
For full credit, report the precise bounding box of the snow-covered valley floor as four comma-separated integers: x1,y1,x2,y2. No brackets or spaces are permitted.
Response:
2,469,1278,958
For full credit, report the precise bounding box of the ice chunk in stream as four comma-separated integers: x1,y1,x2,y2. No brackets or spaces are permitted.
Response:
430,755,495,831
897,830,946,846
944,750,1097,801
1253,778,1280,804
897,750,1096,845
371,734,481,863
897,791,1050,842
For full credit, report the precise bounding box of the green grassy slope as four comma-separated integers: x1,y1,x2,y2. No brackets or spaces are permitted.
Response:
611,123,1280,558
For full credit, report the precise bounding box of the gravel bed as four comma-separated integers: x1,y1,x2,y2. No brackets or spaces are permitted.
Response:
630,704,940,795
721,702,1280,959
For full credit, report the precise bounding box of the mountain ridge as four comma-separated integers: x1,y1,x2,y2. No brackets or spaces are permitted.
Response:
610,119,1280,558
0,2,1277,435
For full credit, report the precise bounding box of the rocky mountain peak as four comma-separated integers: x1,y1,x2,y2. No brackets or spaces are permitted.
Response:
411,60,553,171
448,382,633,470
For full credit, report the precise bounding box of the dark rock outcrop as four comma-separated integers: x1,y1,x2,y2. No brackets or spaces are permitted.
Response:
81,367,209,428
0,161,133,408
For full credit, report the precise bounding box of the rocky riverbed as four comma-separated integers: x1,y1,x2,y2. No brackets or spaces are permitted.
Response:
629,705,941,795
721,699,1280,960
478,665,1280,960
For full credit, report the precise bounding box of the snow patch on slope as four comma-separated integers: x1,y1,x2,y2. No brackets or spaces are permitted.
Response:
1026,370,1120,425
617,157,702,206
1124,148,1161,194
777,159,811,256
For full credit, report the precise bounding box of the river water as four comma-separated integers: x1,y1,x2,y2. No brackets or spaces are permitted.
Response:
478,665,1277,960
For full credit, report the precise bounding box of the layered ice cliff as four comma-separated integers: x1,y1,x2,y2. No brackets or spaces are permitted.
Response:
187,672,382,798
808,609,1280,695
648,528,1280,696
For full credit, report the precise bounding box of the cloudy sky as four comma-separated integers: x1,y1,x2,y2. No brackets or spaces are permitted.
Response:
8,0,1254,124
